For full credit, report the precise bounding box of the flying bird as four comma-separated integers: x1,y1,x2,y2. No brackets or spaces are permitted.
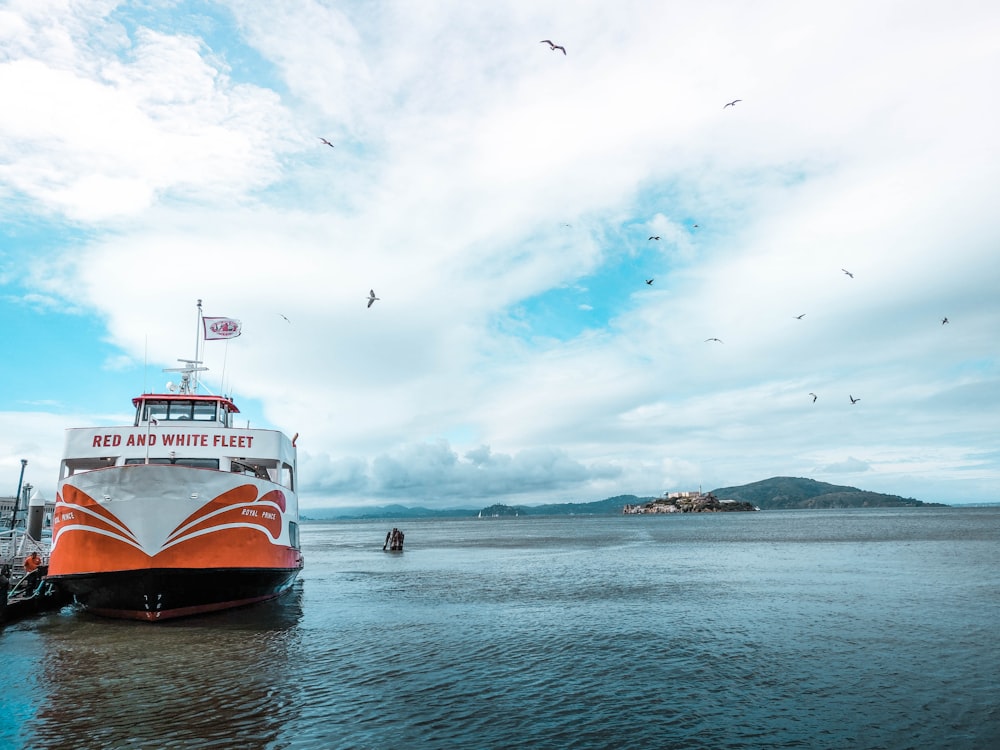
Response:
540,39,566,54
318,137,334,148
646,279,654,285
794,313,806,319
809,392,817,403
367,289,380,308
648,236,660,241
941,317,949,325
278,313,290,323
842,269,854,278
849,395,860,404
724,99,742,108
705,338,723,343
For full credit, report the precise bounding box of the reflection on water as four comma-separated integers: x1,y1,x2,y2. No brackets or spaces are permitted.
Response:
27,582,304,749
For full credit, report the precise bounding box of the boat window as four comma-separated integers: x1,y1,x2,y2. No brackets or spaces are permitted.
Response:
288,521,300,549
124,458,220,468
63,457,118,476
230,459,272,480
145,401,170,423
167,401,195,420
193,402,217,421
281,464,294,491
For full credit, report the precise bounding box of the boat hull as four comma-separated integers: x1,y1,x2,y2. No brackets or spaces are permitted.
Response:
48,464,303,621
53,567,299,621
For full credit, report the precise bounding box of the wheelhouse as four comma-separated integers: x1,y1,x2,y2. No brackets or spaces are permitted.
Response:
133,394,239,428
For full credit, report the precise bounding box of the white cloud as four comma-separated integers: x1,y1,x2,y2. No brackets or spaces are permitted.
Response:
0,15,295,221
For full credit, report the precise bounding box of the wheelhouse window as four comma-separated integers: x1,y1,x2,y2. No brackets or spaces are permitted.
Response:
138,400,206,423
193,402,217,421
142,401,170,424
135,398,232,426
166,401,194,420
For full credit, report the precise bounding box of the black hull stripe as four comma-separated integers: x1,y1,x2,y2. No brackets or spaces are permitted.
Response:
47,568,301,622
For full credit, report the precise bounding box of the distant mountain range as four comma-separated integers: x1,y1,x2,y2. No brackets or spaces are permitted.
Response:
302,477,947,520
302,503,479,520
476,495,645,517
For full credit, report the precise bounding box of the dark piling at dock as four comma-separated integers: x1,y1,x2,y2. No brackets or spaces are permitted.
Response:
1,579,73,625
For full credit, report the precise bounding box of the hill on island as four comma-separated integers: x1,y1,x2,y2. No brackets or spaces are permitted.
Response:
710,477,945,510
302,479,944,520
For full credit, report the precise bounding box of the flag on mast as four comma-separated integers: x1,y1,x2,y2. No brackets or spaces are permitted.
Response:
203,317,242,340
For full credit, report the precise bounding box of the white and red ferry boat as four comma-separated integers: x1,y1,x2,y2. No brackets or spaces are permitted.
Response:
47,312,303,621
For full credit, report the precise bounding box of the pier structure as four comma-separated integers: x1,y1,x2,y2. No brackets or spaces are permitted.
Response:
2,460,67,624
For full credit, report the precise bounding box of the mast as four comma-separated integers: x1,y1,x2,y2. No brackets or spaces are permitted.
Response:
193,299,203,393
165,300,208,397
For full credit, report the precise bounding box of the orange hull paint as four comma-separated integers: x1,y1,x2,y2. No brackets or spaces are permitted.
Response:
48,464,302,619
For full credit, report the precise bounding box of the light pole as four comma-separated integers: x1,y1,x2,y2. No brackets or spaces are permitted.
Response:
10,459,26,531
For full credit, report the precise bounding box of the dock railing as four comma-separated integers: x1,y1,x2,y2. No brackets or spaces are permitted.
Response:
1,530,51,597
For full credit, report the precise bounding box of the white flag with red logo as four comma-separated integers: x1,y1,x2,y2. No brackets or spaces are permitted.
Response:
203,317,242,340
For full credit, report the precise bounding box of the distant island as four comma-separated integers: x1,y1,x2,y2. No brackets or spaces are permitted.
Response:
301,477,947,520
623,492,757,514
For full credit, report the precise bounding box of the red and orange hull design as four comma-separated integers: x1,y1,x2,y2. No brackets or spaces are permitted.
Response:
48,464,303,621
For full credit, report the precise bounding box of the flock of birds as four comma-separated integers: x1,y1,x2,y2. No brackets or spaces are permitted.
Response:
691,261,949,406
310,37,952,410
644,230,951,407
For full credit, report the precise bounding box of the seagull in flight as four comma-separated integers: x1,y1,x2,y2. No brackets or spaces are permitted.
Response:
941,317,949,325
842,268,854,278
646,279,654,285
540,39,566,54
849,395,860,404
367,289,380,308
794,313,806,320
278,313,290,323
809,392,817,403
648,236,660,241
318,137,335,148
705,337,723,343
724,99,742,108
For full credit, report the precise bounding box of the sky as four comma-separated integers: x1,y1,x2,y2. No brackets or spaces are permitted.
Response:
1,0,998,509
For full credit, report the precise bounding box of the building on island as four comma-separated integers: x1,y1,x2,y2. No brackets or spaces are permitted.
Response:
623,491,757,514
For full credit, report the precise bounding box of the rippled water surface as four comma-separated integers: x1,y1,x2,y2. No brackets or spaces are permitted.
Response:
2,507,999,749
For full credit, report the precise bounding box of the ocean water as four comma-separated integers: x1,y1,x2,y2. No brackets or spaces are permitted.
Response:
1,507,998,749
